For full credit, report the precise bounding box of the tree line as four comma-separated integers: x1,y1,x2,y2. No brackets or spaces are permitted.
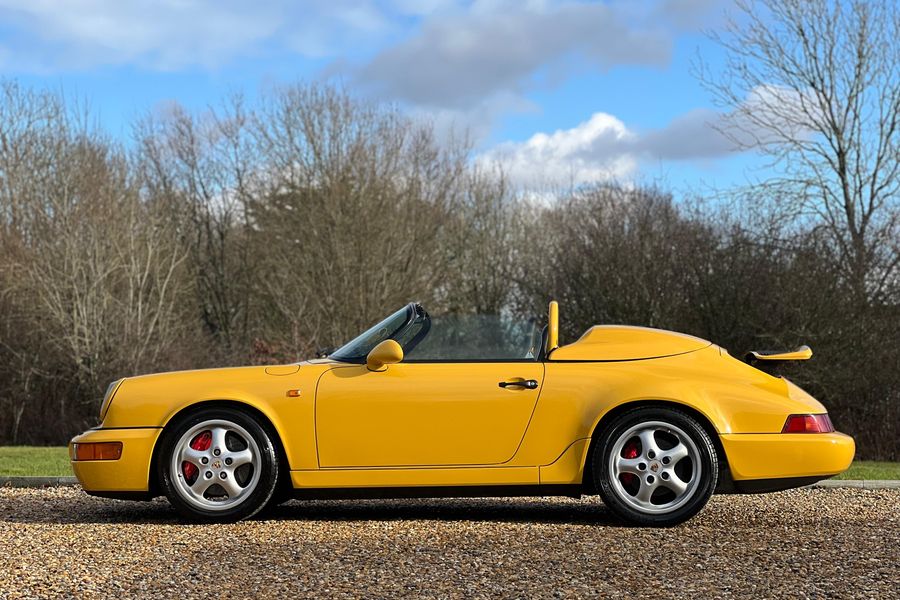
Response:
0,80,895,458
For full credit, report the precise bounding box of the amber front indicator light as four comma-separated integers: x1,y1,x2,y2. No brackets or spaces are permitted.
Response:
73,442,123,461
782,414,834,433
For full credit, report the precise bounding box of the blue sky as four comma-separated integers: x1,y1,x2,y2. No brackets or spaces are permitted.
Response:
0,0,765,194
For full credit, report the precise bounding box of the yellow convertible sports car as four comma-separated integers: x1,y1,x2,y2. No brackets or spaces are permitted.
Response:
70,301,854,526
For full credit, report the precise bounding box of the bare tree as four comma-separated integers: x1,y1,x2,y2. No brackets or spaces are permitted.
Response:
135,98,258,354
442,165,522,314
518,184,705,339
249,84,469,350
0,84,190,439
22,139,189,392
703,0,900,305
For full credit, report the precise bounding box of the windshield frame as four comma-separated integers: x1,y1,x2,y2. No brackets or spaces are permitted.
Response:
328,303,418,364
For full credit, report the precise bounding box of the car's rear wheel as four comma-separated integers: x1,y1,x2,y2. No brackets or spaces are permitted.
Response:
592,406,717,526
157,407,279,522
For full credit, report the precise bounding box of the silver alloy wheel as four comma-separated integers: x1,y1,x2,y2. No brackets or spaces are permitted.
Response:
608,420,702,515
169,419,261,512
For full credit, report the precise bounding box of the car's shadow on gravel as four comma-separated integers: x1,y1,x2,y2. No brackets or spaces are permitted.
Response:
0,491,178,525
0,489,620,526
268,498,620,526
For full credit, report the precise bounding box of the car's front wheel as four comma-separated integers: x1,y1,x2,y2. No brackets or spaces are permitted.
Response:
592,406,718,526
157,407,280,522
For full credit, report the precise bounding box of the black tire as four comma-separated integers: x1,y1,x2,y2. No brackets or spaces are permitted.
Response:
266,475,295,510
157,406,280,523
592,406,718,527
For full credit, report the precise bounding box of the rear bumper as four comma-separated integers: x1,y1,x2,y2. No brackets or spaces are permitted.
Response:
69,427,161,492
720,431,855,488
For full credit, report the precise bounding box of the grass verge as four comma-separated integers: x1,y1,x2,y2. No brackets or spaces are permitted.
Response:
833,460,900,480
0,446,71,476
0,446,898,480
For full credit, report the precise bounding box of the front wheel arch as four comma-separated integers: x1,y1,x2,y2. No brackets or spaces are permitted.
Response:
582,400,728,495
149,400,290,499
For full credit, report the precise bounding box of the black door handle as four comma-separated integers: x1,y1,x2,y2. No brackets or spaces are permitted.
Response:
499,379,539,390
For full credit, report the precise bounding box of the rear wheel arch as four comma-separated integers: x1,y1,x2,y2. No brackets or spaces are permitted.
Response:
581,399,727,494
149,400,290,498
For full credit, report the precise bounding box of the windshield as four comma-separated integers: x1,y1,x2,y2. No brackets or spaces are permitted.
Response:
330,304,541,363
329,304,416,362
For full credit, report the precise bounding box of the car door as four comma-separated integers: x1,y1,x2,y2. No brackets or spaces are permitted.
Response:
315,362,544,468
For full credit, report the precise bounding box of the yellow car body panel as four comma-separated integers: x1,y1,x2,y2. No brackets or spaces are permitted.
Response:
547,300,560,352
290,466,539,489
69,427,161,492
316,363,544,467
550,325,711,361
70,305,854,498
747,345,813,362
721,432,854,480
99,362,332,471
539,439,591,485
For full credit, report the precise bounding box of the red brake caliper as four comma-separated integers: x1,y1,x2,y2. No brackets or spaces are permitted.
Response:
182,431,212,482
621,440,639,487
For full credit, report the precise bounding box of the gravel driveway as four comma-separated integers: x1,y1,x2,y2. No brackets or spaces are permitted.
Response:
0,487,897,598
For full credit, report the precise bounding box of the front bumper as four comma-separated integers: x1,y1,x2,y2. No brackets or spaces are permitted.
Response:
69,427,162,492
720,431,855,488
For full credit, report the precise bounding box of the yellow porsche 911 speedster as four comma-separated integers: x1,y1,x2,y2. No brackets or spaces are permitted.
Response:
70,301,854,526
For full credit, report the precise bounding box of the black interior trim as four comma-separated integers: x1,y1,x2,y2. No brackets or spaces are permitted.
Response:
402,304,432,355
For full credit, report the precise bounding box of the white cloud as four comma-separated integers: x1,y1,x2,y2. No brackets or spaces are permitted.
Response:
728,83,814,145
0,0,393,70
346,0,728,149
479,113,640,188
636,83,814,159
633,108,735,159
356,1,673,110
0,0,749,189
408,90,542,148
478,99,756,189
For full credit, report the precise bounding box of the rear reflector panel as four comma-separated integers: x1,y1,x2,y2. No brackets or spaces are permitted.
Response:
782,414,834,433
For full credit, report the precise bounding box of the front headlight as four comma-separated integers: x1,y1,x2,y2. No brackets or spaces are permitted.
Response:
99,379,125,422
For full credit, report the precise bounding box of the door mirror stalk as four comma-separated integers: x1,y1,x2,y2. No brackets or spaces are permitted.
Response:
366,340,404,372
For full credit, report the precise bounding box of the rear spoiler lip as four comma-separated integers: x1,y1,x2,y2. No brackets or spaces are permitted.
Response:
745,345,813,364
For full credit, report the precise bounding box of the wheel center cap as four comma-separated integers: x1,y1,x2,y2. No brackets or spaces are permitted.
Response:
649,461,661,472
211,459,222,470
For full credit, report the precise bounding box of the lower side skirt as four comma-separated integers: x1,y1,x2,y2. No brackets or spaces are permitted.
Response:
290,484,584,501
730,475,831,494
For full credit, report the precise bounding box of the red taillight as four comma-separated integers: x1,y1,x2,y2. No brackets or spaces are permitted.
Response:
782,414,834,433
